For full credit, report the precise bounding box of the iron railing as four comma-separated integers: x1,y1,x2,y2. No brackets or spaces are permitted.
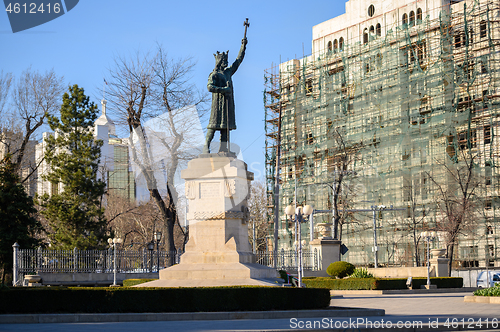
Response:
15,247,183,274
256,249,319,271
12,246,318,286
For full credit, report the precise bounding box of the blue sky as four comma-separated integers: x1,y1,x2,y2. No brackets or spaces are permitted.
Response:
1,0,345,181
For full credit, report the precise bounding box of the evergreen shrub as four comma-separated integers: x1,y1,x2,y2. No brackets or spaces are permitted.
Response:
326,261,355,278
474,283,500,297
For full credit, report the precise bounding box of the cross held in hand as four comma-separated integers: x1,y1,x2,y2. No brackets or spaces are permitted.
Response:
244,18,250,39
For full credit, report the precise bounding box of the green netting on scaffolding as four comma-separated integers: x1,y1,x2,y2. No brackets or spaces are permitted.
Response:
264,0,500,267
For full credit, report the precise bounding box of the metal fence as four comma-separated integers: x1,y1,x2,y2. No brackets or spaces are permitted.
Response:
12,246,318,285
256,249,319,271
14,247,183,275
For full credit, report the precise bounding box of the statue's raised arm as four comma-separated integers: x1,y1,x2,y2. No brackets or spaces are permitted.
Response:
203,18,249,155
227,38,247,76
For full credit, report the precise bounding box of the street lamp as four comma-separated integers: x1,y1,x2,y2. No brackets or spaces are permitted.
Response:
154,231,162,271
147,241,154,272
107,237,122,286
285,204,313,287
371,205,386,268
420,231,437,288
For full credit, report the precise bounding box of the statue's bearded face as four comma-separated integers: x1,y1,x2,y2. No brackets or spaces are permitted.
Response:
214,51,228,69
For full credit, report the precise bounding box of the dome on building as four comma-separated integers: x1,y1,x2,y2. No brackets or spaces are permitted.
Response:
94,99,116,136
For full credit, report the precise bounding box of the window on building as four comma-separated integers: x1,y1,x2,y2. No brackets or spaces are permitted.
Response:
483,90,489,110
409,11,415,26
487,225,494,235
51,182,58,195
339,37,344,51
481,60,487,74
467,60,474,80
327,41,332,52
306,132,313,145
417,45,424,63
363,29,368,44
486,165,492,185
369,25,374,35
368,4,375,17
376,23,381,36
402,13,408,26
455,34,461,48
484,125,491,144
416,8,422,22
480,20,487,38
334,39,338,53
305,79,313,95
485,199,492,210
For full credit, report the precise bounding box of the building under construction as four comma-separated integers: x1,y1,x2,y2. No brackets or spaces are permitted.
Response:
265,0,500,267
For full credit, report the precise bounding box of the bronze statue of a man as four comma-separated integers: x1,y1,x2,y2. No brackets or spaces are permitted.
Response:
203,30,248,154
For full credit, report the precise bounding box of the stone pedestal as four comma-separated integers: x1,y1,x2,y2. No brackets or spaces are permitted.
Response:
308,238,341,277
138,155,279,287
430,248,449,277
24,275,42,287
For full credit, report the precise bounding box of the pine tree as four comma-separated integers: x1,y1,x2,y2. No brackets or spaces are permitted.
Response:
38,84,108,249
0,155,42,284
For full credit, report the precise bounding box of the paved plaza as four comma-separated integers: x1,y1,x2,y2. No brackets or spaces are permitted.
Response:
0,292,499,331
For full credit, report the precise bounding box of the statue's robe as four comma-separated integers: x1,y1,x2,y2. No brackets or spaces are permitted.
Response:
207,42,246,130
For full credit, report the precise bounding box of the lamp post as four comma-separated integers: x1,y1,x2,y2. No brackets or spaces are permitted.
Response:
107,237,122,286
154,231,162,271
420,231,436,288
285,204,313,287
147,241,154,272
370,205,386,268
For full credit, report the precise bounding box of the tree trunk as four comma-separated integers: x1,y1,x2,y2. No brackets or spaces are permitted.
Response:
150,187,176,267
447,242,454,277
1,268,6,285
413,229,420,267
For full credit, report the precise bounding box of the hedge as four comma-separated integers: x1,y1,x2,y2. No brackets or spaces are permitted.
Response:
123,279,157,287
302,277,377,290
0,286,331,314
302,277,463,290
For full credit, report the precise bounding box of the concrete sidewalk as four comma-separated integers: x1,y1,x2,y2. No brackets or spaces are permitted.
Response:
0,307,384,324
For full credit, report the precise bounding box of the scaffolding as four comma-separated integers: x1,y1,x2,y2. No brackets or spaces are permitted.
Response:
264,0,500,267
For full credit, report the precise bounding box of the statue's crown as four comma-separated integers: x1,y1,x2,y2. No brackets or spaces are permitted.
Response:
214,51,229,62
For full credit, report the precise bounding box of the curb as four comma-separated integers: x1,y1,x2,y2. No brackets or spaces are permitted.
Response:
331,288,477,295
0,307,384,324
464,295,500,304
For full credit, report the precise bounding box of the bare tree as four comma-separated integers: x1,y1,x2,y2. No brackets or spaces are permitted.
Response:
106,45,207,265
326,127,362,240
0,70,12,117
247,181,269,252
427,145,480,275
149,46,209,204
2,68,64,182
106,195,186,252
400,175,428,267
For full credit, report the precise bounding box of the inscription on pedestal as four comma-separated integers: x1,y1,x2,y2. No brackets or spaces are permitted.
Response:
200,182,220,198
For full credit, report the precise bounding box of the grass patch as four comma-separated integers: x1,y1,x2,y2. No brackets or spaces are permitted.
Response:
122,279,157,287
